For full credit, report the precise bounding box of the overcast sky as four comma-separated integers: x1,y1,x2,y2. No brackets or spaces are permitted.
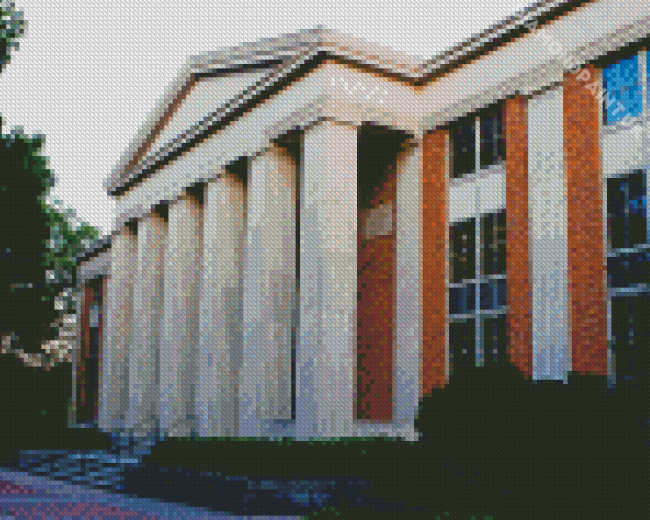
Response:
0,0,534,236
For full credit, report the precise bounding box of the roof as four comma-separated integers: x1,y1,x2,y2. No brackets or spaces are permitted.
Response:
106,0,585,195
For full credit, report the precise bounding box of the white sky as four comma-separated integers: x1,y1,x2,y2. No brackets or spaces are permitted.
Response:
0,0,534,236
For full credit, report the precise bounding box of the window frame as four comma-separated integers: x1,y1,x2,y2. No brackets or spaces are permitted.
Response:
449,211,508,370
601,50,644,127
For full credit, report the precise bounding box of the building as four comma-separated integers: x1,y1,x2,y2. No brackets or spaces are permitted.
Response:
70,0,650,440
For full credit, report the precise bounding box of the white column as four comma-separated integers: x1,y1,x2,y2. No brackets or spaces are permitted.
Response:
241,144,296,426
197,170,246,437
298,120,357,439
528,87,571,382
127,211,166,436
599,66,615,388
392,141,422,437
159,194,202,437
98,226,137,432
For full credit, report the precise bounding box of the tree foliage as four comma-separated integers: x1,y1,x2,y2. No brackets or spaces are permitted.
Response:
0,128,57,352
0,1,26,73
0,128,100,368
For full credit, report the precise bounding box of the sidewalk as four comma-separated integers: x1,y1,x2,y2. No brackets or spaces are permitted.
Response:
0,470,306,519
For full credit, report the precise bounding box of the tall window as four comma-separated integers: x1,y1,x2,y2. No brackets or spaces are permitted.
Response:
608,170,650,388
449,211,507,379
603,53,642,125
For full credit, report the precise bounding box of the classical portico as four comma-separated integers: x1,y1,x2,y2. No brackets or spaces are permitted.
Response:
76,115,422,440
70,25,428,441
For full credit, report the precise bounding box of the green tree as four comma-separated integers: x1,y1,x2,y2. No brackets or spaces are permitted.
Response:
0,126,100,370
0,128,58,356
0,1,26,73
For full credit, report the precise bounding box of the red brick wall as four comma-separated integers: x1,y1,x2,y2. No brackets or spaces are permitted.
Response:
564,65,608,376
505,97,533,378
422,131,449,394
357,170,396,421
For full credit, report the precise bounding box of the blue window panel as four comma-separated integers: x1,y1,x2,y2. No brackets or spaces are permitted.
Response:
479,279,507,310
603,54,641,124
479,282,494,310
449,284,476,315
449,287,463,315
608,251,650,288
466,283,475,313
496,279,507,307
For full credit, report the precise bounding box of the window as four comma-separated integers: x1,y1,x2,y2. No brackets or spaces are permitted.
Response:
481,210,506,275
449,211,507,377
611,294,650,386
483,315,507,364
603,53,641,125
607,171,646,249
451,103,506,179
607,170,650,387
451,117,476,179
450,219,476,283
479,104,505,169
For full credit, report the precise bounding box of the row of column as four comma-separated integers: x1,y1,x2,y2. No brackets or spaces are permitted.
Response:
421,66,608,390
97,120,422,440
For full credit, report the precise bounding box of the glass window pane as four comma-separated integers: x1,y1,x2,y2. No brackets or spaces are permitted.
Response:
452,118,476,178
479,282,494,310
603,53,641,125
483,315,507,364
481,211,506,275
497,279,507,307
628,172,647,245
607,172,647,249
479,279,507,310
449,319,476,378
611,295,650,384
450,219,476,283
608,250,650,288
480,105,505,168
450,284,476,315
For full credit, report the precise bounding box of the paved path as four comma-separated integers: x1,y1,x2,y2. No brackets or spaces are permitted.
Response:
0,470,304,520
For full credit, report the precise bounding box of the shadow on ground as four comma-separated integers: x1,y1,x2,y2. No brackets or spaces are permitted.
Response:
1,353,649,519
